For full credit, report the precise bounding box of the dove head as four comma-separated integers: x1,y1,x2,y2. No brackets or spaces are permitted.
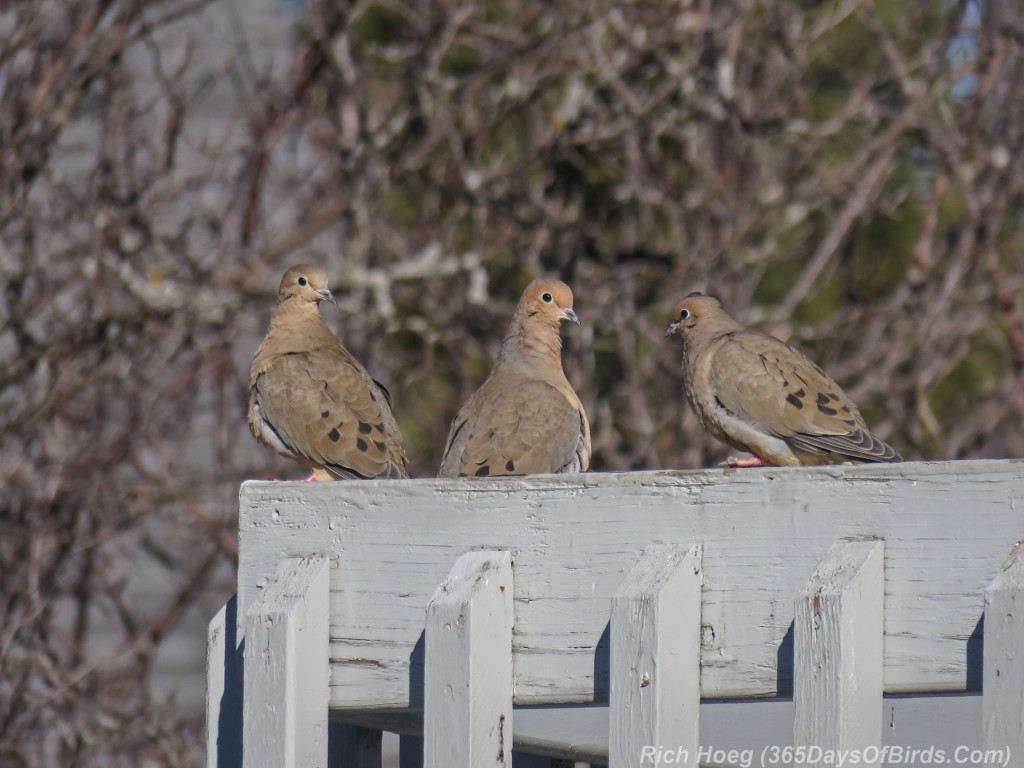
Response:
517,280,579,328
665,292,730,339
498,279,579,368
277,264,337,306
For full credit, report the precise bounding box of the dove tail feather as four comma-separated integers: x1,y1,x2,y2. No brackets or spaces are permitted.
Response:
789,430,902,463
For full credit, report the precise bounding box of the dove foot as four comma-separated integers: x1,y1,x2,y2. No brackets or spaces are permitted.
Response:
720,455,769,468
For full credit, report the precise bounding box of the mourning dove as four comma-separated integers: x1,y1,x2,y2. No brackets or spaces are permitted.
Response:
438,280,591,478
249,264,408,480
665,293,901,466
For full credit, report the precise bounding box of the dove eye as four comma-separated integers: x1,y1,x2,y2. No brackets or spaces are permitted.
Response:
679,309,690,320
297,276,308,287
541,292,553,303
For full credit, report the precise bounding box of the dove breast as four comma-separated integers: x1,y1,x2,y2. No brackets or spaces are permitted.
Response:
438,279,590,478
249,264,408,480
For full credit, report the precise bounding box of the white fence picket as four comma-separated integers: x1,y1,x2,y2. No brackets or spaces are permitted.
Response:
609,543,703,768
424,550,514,768
243,555,331,768
206,461,1024,768
983,542,1024,761
237,461,1022,707
794,540,884,768
206,596,240,768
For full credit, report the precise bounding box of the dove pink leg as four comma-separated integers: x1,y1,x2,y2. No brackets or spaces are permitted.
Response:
720,454,771,468
732,456,768,467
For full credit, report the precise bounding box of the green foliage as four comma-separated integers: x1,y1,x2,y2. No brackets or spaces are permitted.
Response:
844,202,917,299
387,178,428,228
795,273,846,325
349,3,413,47
930,334,1012,425
439,42,482,77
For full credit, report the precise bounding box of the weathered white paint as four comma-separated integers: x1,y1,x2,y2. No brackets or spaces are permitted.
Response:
794,541,884,767
424,550,513,767
243,556,331,768
609,544,702,768
983,541,1024,759
236,460,1024,708
207,599,230,768
207,595,241,768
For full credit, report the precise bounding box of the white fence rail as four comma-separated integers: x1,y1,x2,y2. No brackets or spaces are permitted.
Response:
207,459,1024,767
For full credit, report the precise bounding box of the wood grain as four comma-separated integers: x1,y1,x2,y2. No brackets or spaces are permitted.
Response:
236,459,1024,708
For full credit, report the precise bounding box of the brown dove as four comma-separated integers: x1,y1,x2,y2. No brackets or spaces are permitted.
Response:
438,280,591,478
249,264,408,480
665,292,901,466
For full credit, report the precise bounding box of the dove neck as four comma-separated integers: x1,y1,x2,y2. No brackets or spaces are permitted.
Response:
266,298,329,345
497,319,563,371
273,295,321,320
681,330,716,363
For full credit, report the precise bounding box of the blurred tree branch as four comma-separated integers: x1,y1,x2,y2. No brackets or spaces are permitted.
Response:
1,0,1023,764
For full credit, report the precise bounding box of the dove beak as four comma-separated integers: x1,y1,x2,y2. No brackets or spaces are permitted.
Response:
317,288,337,306
561,308,580,326
664,321,680,338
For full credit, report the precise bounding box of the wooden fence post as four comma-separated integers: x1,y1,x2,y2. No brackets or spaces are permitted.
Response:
424,550,513,768
207,595,241,768
609,543,704,768
984,541,1024,761
243,555,331,768
794,540,883,768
